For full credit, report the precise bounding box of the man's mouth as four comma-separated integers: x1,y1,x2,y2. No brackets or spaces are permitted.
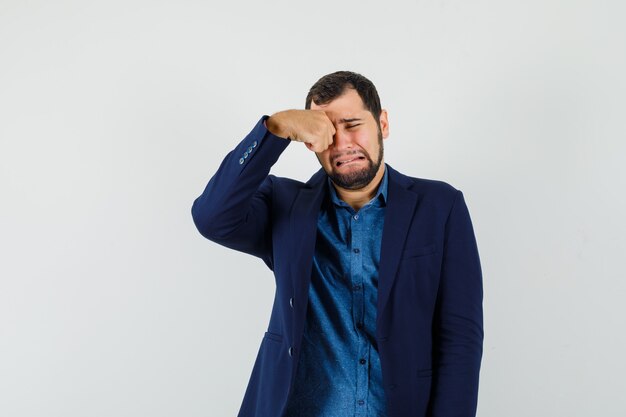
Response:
335,156,366,167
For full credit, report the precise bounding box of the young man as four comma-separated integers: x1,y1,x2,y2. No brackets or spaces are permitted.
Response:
191,71,484,417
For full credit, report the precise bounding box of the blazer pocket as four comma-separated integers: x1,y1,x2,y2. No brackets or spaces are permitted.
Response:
263,331,283,343
416,368,433,377
401,243,437,259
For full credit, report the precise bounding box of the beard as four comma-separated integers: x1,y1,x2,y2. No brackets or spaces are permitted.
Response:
326,129,384,190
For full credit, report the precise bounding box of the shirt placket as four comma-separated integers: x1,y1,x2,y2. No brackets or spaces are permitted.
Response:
350,208,369,416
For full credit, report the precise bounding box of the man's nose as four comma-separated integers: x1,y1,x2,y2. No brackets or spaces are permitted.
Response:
332,128,353,149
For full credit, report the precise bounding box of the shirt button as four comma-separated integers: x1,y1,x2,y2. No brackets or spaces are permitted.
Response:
353,248,360,254
359,358,366,364
289,297,294,308
288,347,293,357
353,214,359,220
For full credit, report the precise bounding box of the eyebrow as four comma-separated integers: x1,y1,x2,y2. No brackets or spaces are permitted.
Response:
337,118,362,124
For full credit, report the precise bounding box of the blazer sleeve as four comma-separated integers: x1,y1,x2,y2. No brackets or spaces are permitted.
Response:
429,190,484,417
191,116,290,270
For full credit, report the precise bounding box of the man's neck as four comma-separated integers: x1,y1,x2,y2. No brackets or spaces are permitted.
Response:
332,164,386,211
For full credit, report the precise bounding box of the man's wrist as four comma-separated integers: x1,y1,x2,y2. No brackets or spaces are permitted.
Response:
266,113,290,140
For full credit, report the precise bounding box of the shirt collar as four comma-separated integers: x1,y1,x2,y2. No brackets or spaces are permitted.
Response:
326,164,388,208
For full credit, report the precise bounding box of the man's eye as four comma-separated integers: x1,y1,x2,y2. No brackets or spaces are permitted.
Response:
346,124,361,129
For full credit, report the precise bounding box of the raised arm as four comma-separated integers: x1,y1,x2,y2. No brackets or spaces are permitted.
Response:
191,112,335,268
191,116,290,267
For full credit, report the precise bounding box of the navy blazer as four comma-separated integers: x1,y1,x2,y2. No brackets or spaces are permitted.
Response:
192,116,484,417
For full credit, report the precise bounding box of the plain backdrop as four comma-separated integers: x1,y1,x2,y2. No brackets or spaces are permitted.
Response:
1,0,625,416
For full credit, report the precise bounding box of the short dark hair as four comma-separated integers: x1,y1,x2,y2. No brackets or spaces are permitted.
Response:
305,71,382,122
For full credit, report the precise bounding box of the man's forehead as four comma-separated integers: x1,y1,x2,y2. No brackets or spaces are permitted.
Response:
321,113,370,126
328,112,372,125
310,89,374,122
310,101,370,120
311,89,365,109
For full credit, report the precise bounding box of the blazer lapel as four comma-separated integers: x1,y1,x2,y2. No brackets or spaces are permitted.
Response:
376,165,419,335
289,169,327,344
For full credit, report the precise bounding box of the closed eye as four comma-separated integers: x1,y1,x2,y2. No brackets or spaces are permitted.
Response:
346,124,362,129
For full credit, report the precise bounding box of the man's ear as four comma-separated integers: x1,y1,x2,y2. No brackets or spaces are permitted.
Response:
379,109,389,139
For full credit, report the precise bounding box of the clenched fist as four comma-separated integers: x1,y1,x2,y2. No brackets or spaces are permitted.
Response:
266,110,336,153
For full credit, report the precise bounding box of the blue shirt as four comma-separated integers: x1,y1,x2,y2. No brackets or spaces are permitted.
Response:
284,166,389,417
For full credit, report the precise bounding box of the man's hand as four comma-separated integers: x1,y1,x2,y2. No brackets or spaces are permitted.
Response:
266,110,335,152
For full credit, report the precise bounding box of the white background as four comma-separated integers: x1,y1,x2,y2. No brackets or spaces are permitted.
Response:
1,0,625,416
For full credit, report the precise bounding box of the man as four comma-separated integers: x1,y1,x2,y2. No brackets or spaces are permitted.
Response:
191,71,484,417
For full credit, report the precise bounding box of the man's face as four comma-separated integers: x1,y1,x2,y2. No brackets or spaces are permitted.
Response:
311,88,389,190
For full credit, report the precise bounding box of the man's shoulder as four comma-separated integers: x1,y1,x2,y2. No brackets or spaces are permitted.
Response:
262,173,320,202
266,174,307,189
388,165,459,194
265,166,462,206
386,165,462,210
405,174,458,195
267,167,327,190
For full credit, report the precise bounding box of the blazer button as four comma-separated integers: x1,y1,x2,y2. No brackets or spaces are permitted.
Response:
289,297,294,308
239,157,244,164
288,347,293,357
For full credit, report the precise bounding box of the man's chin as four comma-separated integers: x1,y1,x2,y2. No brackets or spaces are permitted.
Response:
328,167,377,190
